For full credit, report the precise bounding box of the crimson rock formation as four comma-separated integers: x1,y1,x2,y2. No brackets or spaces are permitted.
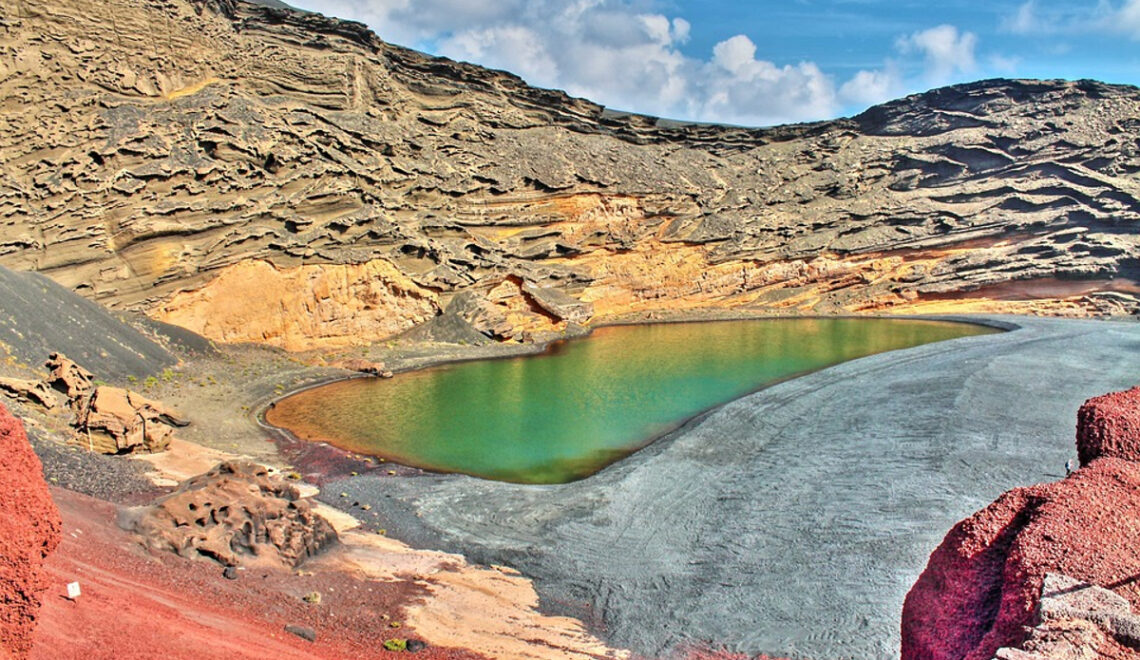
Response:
902,386,1140,660
0,404,62,659
1,0,1139,350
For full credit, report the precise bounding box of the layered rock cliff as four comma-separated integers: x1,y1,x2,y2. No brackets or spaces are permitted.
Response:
1,0,1138,349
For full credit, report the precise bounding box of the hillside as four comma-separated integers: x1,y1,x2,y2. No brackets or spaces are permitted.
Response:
1,0,1138,350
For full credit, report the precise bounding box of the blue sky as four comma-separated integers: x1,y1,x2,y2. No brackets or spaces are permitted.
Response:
289,0,1140,126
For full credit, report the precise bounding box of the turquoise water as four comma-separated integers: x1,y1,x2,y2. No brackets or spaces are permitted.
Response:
266,318,995,483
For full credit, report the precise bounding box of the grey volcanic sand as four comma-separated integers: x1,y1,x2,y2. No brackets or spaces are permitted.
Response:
320,317,1140,659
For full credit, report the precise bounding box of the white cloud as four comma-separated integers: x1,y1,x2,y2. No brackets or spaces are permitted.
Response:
1002,1,1140,40
988,54,1021,73
288,1,999,125
896,25,978,84
1003,1,1041,34
1115,0,1140,38
838,66,903,106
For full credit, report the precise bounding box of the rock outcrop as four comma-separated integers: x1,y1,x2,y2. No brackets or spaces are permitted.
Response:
0,404,62,659
0,0,1137,350
43,353,93,404
73,386,187,454
902,386,1140,660
125,461,337,568
0,377,56,409
41,353,186,454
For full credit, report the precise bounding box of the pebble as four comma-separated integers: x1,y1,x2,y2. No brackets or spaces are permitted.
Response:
284,624,316,642
222,566,238,580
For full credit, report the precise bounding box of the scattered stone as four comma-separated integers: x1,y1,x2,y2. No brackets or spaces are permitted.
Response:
124,461,338,569
302,591,322,604
222,566,238,580
405,639,427,652
383,638,407,652
284,624,316,642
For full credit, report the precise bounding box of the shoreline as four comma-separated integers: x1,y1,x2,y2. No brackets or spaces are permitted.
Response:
303,315,1140,659
254,313,1018,481
16,312,1138,659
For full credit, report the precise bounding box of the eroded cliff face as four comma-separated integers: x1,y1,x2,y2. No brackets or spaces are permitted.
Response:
1,0,1138,349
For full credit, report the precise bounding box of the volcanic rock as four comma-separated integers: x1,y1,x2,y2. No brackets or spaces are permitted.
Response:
0,404,62,659
1076,386,1140,466
333,358,392,377
72,386,187,454
991,573,1140,659
902,386,1140,660
1,0,1137,350
125,461,337,568
43,353,93,404
0,377,57,409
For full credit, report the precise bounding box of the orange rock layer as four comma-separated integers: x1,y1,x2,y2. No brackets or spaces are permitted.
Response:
154,259,440,351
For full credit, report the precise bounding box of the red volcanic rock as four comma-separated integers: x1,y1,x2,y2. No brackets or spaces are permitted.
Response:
901,457,1140,660
0,404,62,658
1077,386,1140,466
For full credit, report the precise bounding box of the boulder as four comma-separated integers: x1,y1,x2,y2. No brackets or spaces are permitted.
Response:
0,378,57,409
446,290,514,339
73,386,187,454
1076,386,1140,466
0,404,62,659
125,461,337,568
333,358,393,378
521,282,594,325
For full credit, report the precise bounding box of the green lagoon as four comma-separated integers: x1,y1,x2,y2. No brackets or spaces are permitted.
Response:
266,318,995,483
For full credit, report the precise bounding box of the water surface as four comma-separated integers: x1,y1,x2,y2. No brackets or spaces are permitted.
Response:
267,318,994,483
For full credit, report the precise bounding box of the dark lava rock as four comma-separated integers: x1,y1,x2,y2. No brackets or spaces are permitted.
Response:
284,624,316,642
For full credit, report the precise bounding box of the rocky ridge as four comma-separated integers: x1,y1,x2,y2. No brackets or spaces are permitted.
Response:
0,0,1138,349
